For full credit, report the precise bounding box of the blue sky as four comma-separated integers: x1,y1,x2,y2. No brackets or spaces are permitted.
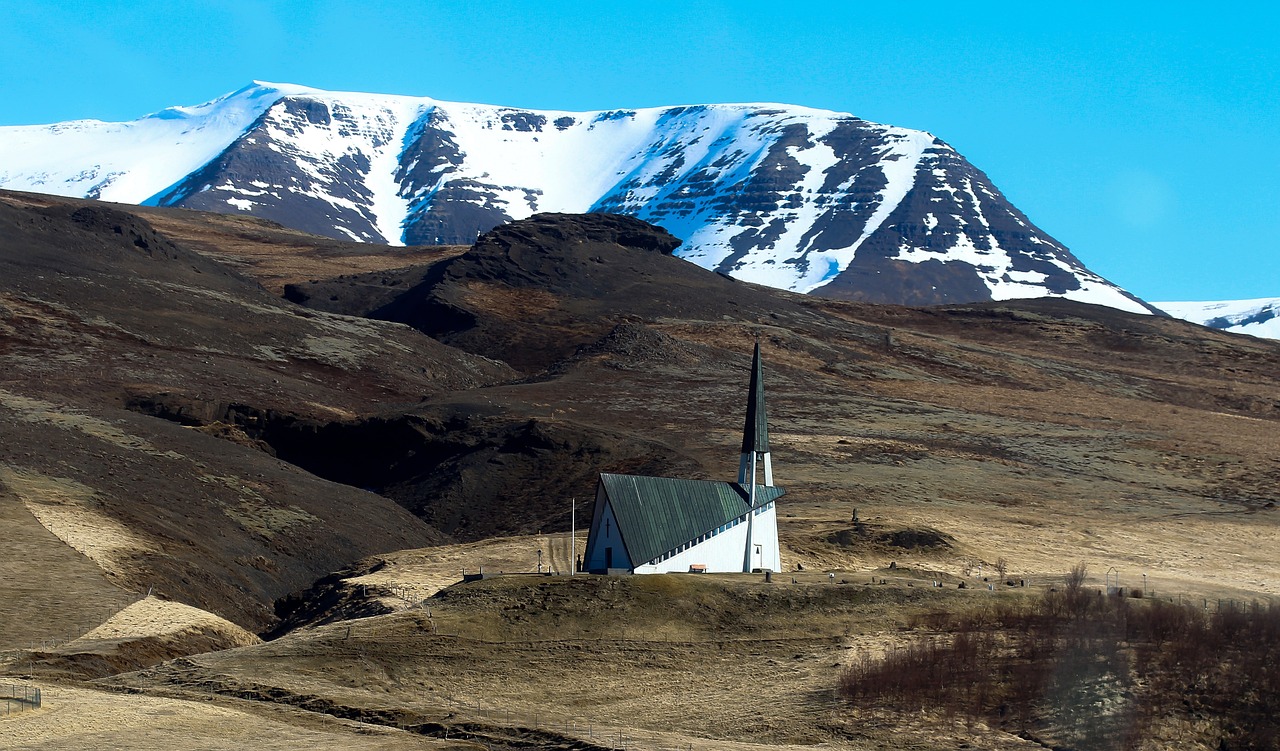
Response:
2,1,1276,301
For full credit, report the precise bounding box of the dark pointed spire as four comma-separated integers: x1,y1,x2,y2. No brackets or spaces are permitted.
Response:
740,341,769,454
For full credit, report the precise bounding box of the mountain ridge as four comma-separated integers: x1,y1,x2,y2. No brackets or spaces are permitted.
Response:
0,81,1154,314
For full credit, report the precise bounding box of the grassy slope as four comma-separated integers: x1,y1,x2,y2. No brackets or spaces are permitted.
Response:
0,193,1276,749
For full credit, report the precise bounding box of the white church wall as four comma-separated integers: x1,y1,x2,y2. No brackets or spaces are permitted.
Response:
584,500,632,572
752,503,782,572
633,518,750,574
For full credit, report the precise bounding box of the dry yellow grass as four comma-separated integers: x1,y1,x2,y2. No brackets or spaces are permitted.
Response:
120,576,1045,751
66,597,258,648
0,390,180,459
0,681,454,751
0,481,134,651
345,533,584,608
0,468,157,578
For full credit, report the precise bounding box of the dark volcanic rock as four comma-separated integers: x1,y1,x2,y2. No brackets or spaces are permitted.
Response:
162,403,696,542
282,263,439,316
814,256,994,306
445,211,683,289
325,212,817,372
396,110,521,246
277,215,844,358
568,321,706,371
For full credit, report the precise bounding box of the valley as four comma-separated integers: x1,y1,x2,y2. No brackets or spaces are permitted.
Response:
0,189,1277,750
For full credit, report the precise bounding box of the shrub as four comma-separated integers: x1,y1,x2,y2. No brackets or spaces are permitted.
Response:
840,569,1280,750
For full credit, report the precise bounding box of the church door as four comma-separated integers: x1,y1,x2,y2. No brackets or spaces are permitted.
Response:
605,547,613,569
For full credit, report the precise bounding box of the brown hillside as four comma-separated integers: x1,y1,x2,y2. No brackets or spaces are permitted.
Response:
0,190,1277,750
0,191,515,635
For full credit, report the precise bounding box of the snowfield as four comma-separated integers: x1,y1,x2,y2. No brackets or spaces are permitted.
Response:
1156,298,1280,340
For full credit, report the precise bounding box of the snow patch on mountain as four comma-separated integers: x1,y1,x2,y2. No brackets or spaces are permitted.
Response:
423,103,663,216
596,104,840,285
0,83,283,203
850,129,935,273
1156,298,1280,340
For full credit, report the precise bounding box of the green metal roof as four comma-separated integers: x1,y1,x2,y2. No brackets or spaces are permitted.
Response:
740,341,769,454
599,473,785,565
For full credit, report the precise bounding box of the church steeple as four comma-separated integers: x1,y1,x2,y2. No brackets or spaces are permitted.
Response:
740,341,769,456
738,341,774,488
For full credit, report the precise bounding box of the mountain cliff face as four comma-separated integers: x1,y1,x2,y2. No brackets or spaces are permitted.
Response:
0,82,1153,312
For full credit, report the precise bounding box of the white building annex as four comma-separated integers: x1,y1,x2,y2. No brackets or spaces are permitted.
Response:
582,343,783,574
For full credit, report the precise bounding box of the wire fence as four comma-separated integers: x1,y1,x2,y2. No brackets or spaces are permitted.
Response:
2,684,41,717
16,592,145,654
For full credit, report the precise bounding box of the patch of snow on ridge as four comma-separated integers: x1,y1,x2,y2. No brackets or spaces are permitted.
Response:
425,102,664,217
1156,298,1280,340
359,100,426,244
799,127,935,294
730,116,842,291
1049,279,1154,314
641,107,830,281
0,83,286,203
619,105,767,209
250,89,430,243
889,165,1152,315
891,229,1151,314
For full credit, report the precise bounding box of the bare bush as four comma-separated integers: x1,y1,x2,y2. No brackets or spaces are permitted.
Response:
841,567,1280,750
1065,561,1088,590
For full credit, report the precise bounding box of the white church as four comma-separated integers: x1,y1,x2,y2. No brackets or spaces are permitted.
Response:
582,343,783,574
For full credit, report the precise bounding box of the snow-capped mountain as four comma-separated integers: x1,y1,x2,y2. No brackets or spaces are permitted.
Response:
0,82,1155,313
1155,298,1280,340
